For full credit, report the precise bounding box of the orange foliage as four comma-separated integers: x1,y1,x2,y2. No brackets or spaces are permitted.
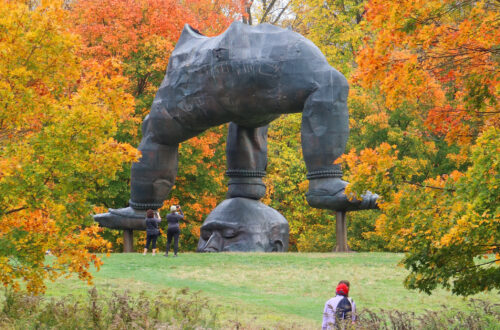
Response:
72,0,244,64
355,0,499,145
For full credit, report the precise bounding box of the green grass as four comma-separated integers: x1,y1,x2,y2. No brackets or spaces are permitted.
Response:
44,252,499,328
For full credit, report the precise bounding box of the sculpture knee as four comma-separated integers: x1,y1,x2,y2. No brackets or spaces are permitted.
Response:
130,143,179,209
301,69,349,175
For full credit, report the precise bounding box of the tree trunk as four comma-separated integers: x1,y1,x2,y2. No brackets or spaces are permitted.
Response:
123,229,134,253
334,211,352,252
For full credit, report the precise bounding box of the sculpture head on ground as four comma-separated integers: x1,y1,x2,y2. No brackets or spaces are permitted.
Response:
197,198,289,252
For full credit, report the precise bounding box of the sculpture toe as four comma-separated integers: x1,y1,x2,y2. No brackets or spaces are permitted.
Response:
93,207,147,230
358,191,379,210
306,178,379,211
306,190,379,211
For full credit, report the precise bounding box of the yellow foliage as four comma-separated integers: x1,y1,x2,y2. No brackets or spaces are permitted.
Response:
0,0,138,294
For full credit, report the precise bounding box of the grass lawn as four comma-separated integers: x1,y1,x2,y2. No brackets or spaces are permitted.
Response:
45,252,498,328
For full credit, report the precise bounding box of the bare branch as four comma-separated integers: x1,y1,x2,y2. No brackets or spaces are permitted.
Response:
403,181,456,192
4,206,28,215
272,2,291,24
260,0,277,23
243,0,254,25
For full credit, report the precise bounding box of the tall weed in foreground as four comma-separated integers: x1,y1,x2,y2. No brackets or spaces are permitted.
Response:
354,299,500,329
0,287,220,329
0,288,498,329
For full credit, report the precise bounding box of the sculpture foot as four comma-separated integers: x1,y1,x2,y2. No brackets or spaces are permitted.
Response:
93,207,148,230
306,178,379,211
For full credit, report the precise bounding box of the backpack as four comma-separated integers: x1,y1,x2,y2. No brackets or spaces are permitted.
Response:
335,296,352,321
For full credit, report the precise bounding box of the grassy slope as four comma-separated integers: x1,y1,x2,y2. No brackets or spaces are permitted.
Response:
45,252,498,328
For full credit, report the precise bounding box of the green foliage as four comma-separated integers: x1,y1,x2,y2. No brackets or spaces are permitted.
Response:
165,126,228,251
292,0,500,295
347,210,386,252
402,127,500,296
266,114,337,251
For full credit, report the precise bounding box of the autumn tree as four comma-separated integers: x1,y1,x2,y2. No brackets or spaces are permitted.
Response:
0,0,140,293
340,0,499,295
291,0,366,76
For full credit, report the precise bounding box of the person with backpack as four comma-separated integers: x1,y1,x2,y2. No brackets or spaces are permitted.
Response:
322,280,356,329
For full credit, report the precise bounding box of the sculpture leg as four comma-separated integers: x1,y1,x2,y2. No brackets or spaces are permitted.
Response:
94,110,201,228
302,69,378,211
129,117,179,210
226,123,268,200
197,123,290,253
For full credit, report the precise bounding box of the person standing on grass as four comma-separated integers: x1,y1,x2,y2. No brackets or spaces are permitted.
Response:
322,280,356,329
165,205,183,257
143,209,161,255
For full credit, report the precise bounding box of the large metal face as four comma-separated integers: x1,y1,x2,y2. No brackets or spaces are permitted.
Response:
198,220,269,252
197,198,289,252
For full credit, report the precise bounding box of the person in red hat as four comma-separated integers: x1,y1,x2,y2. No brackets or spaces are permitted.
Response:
322,280,357,329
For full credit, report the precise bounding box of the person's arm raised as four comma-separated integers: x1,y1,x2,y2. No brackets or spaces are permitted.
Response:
154,211,161,223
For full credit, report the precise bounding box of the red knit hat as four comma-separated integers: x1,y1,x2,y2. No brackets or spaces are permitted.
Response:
336,283,349,296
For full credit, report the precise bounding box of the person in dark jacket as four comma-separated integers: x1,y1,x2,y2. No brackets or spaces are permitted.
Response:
143,209,161,255
164,205,183,257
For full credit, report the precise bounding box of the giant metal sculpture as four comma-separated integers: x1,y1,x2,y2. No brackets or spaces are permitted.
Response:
94,22,378,252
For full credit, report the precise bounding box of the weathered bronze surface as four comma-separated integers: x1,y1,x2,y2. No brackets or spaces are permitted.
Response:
197,198,289,252
94,22,379,251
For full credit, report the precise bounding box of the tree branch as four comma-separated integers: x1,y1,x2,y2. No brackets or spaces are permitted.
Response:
4,206,28,215
244,1,254,25
467,259,500,269
403,181,455,192
272,2,291,24
260,0,277,23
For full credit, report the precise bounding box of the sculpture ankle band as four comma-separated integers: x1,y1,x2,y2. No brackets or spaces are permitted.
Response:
128,200,163,210
226,169,266,178
307,169,343,180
